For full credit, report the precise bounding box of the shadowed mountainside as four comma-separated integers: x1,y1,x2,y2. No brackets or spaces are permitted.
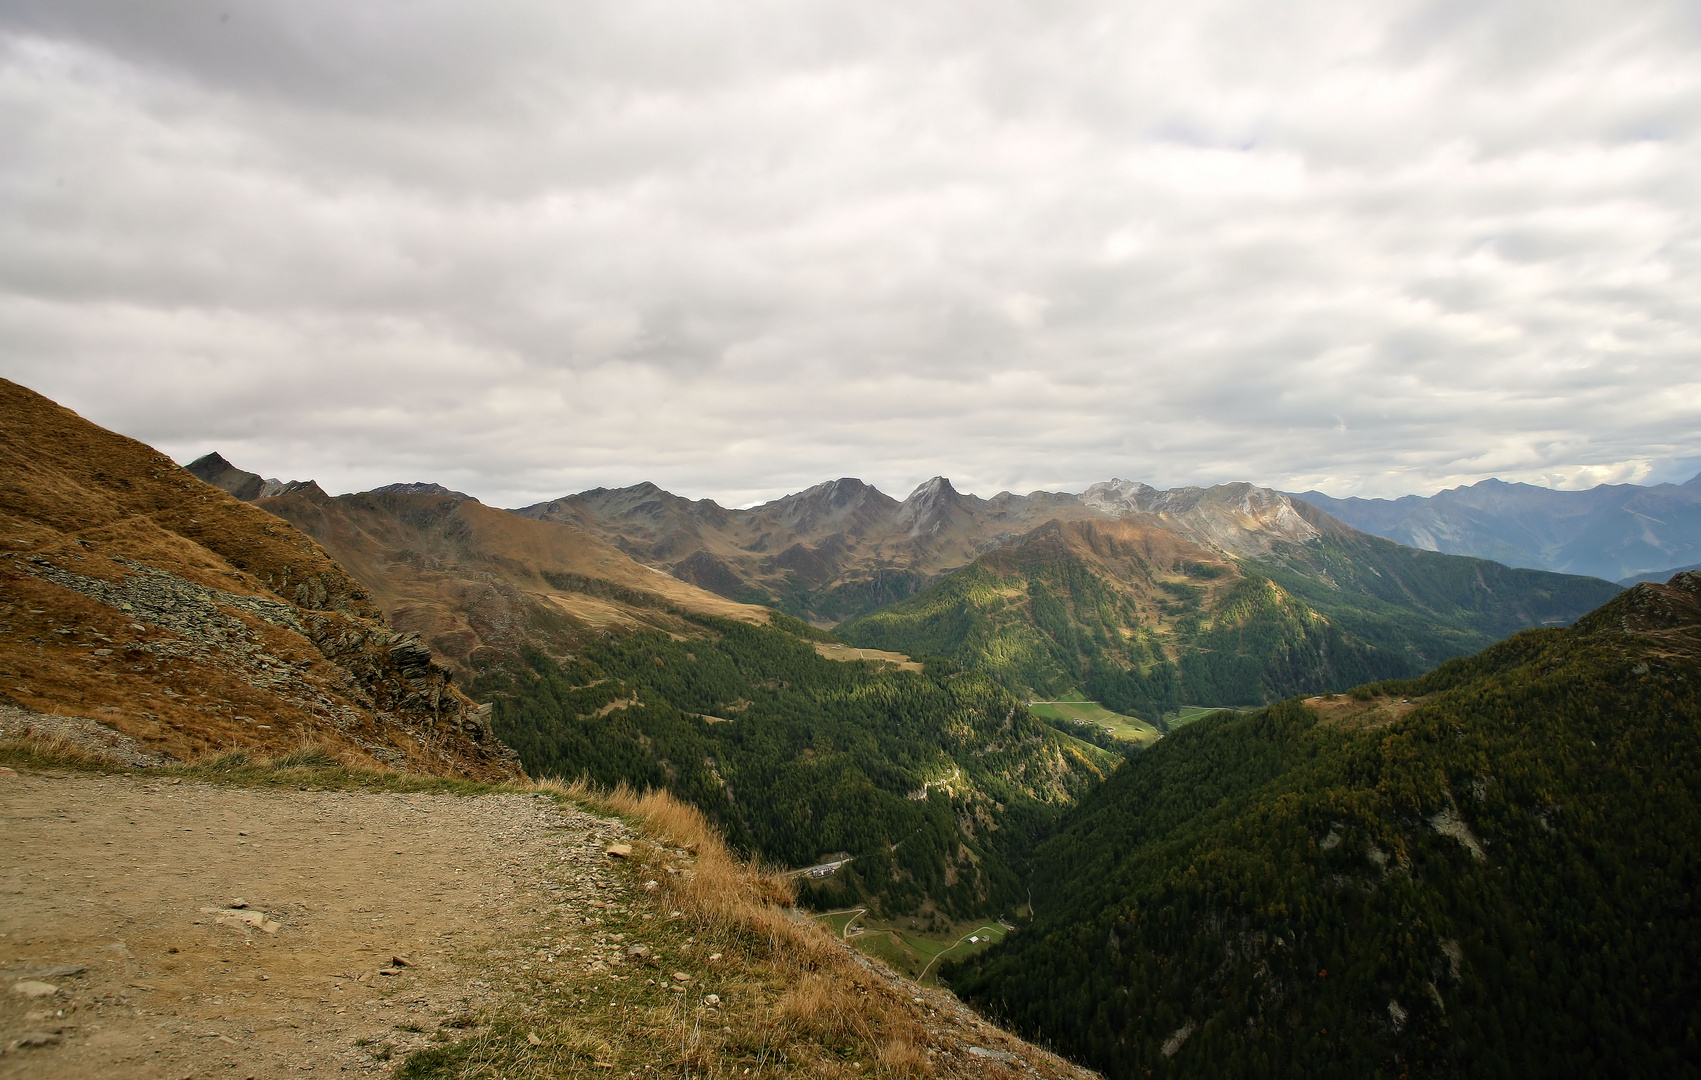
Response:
948,571,1701,1078
0,379,518,779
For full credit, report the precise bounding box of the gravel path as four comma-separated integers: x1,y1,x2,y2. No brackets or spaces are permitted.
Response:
0,768,630,1078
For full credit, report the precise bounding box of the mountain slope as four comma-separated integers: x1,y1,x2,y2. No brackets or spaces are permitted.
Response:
0,379,517,779
837,511,1621,718
948,574,1701,1078
1291,473,1701,581
244,481,769,684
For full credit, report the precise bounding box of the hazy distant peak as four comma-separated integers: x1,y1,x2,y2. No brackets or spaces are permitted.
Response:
367,482,479,502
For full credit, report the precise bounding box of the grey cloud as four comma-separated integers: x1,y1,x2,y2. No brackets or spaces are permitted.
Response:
1,0,1698,508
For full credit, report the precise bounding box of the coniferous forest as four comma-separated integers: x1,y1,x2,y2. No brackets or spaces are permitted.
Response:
477,614,1116,919
945,574,1701,1078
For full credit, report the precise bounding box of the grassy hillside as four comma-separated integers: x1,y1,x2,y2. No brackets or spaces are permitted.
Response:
838,517,1620,720
0,379,517,779
480,613,1118,921
946,574,1701,1078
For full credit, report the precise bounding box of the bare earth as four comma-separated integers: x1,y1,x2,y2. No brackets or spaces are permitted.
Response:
0,769,629,1078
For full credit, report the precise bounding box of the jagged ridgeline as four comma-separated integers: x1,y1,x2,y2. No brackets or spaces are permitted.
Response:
479,614,1118,920
946,574,1701,1078
837,512,1620,719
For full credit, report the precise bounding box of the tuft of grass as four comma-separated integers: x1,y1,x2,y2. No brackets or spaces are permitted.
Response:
270,741,341,768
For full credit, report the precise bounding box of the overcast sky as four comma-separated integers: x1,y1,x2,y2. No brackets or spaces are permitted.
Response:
2,1,1698,508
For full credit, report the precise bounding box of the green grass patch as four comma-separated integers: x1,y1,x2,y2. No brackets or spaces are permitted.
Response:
1028,700,1164,746
811,910,1011,986
1166,704,1248,727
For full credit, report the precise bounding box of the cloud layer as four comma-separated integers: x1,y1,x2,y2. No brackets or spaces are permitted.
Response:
2,0,1698,506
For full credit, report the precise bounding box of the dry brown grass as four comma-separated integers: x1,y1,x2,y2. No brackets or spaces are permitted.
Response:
512,776,1095,1080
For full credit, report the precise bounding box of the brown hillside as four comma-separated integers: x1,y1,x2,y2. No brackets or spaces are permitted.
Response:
247,487,773,682
0,379,517,779
977,516,1244,652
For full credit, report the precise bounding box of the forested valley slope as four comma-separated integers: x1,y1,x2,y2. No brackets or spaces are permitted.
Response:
838,504,1619,721
947,572,1701,1078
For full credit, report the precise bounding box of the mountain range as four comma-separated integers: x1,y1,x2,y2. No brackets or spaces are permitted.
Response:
838,505,1618,718
509,475,1618,719
182,448,1115,920
514,477,1337,624
1289,473,1701,584
193,457,1625,727
10,376,1697,1074
189,452,769,686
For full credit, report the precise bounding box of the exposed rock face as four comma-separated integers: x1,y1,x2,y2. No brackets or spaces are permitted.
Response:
186,452,324,502
0,379,519,779
1081,479,1321,555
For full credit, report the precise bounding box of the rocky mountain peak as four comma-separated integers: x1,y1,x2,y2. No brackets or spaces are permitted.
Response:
367,482,479,502
896,477,967,537
763,478,896,535
1078,478,1159,515
187,451,267,502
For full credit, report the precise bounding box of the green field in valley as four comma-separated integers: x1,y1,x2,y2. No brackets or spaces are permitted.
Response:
1167,704,1248,727
1030,699,1250,744
1027,699,1165,746
814,909,1011,985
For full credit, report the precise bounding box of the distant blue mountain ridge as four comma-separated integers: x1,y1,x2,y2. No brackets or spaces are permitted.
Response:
1287,471,1701,585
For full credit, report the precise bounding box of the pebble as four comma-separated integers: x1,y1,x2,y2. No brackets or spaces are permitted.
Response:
11,981,60,999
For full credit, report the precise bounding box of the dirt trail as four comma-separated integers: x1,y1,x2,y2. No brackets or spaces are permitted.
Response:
0,769,630,1078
